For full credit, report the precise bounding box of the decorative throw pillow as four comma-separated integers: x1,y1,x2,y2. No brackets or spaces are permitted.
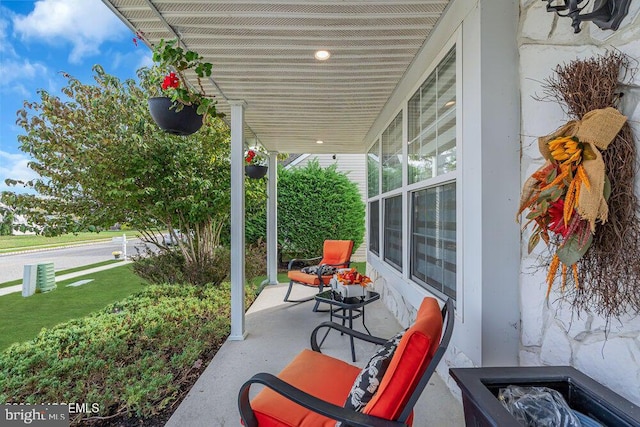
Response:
301,265,337,276
341,330,406,417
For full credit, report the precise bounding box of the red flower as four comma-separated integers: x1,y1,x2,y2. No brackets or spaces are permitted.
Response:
161,72,180,90
245,150,256,163
548,199,569,237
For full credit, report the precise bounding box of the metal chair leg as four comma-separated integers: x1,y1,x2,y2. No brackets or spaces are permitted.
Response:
283,280,316,303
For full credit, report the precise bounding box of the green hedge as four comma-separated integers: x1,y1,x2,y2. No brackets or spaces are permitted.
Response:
247,160,365,259
0,283,252,425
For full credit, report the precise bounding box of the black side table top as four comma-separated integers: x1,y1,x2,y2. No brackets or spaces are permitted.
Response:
314,289,380,308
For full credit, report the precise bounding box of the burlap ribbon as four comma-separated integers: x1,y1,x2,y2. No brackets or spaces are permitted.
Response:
534,107,627,231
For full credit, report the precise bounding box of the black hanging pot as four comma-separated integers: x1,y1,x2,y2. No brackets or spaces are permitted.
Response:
245,165,268,179
148,96,203,136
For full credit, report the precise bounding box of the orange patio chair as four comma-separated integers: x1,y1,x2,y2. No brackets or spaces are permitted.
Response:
284,239,354,311
238,297,454,427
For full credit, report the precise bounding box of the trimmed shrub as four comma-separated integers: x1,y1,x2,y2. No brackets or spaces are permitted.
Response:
245,238,267,280
277,160,365,259
0,283,254,425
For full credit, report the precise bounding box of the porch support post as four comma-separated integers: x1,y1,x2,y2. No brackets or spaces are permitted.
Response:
229,100,247,341
266,151,278,284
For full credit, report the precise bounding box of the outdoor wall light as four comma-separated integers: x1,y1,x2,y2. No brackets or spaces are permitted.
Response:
543,0,631,33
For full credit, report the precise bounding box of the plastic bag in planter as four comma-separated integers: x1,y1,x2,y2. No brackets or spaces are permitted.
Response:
498,385,581,427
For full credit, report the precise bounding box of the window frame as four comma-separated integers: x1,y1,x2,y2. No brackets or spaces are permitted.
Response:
365,32,462,303
409,180,457,300
368,200,380,256
382,194,403,271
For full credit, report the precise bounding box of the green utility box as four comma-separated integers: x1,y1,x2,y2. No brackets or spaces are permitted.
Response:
36,262,56,293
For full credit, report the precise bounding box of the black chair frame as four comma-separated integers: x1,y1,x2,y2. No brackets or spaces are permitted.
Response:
238,298,454,427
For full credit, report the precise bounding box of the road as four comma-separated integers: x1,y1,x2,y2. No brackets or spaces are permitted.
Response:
0,238,147,283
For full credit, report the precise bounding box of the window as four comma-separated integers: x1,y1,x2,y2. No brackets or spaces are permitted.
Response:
369,201,380,255
366,42,458,299
408,48,456,184
381,112,403,193
410,183,456,298
367,140,380,198
383,195,402,270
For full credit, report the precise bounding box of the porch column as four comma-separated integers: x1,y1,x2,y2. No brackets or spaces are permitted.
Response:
229,100,247,341
266,151,278,284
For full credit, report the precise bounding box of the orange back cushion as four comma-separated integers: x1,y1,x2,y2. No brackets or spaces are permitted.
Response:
319,240,353,267
362,297,443,420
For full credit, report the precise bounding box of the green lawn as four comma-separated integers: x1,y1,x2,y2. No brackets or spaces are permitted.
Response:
0,231,133,253
0,264,148,351
0,259,123,289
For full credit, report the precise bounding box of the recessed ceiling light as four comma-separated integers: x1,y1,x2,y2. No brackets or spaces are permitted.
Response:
316,140,324,144
444,100,456,108
314,50,331,61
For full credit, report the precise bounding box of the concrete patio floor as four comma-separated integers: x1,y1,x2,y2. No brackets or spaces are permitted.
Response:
166,283,465,426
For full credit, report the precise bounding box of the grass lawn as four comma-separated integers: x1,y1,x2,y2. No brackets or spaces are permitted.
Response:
0,230,133,253
0,264,148,351
0,259,122,289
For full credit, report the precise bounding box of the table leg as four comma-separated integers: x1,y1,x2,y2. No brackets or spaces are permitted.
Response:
349,308,356,362
362,305,372,335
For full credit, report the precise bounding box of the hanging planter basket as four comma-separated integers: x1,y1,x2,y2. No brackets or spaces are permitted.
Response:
245,165,268,179
148,96,203,136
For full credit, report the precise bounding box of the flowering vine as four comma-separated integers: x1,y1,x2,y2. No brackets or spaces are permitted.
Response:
150,38,220,119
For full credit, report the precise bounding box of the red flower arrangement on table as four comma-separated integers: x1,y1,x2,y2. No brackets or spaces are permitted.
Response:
335,268,372,288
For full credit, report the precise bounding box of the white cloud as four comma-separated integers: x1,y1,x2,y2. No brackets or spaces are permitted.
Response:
136,51,154,70
0,151,39,193
0,8,17,56
0,58,49,88
110,49,152,76
13,0,127,64
0,58,50,100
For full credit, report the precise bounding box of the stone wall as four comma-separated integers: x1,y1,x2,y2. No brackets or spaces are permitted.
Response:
366,265,473,395
519,0,640,405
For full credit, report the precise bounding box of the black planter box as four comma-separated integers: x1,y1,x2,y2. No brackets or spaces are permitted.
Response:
449,366,640,427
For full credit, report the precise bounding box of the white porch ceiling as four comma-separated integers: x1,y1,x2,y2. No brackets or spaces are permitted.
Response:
102,1,451,153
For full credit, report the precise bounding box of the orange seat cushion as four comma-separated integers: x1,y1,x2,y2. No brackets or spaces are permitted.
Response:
287,240,353,287
250,349,361,426
319,240,354,267
362,297,443,420
287,270,333,286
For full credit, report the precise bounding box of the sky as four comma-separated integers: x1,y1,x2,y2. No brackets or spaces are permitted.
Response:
0,0,152,193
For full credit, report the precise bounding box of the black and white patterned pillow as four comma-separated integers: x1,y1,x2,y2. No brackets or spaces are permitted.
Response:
339,330,405,422
301,265,337,276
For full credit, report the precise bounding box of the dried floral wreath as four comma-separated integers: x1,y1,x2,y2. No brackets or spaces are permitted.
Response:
519,51,640,321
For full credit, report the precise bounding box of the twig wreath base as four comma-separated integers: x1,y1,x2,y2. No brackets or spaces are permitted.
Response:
532,51,640,320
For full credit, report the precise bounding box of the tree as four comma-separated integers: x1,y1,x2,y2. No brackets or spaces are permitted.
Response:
247,160,366,260
0,208,14,236
2,65,233,283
